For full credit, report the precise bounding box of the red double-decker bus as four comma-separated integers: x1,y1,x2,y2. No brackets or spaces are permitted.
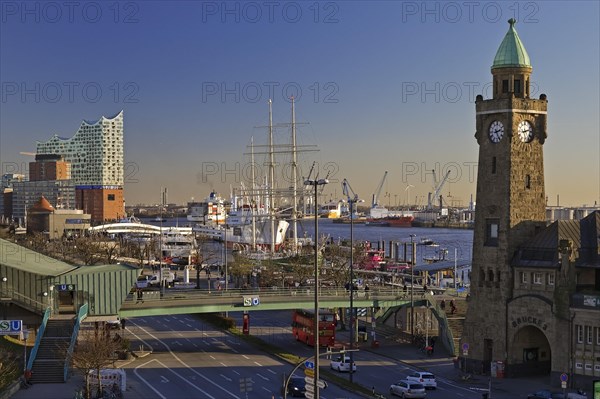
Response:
291,309,336,347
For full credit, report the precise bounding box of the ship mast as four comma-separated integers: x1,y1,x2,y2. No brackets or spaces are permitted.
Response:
251,136,257,251
268,99,276,253
291,96,299,253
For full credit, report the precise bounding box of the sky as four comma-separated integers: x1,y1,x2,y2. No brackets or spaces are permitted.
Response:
1,1,599,208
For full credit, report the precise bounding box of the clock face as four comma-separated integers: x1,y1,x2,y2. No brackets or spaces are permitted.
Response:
488,121,504,143
518,120,534,143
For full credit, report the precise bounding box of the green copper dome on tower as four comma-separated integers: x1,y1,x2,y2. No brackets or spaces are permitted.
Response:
492,18,531,69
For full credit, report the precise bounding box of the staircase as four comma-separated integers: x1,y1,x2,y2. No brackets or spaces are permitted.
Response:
30,318,74,383
438,298,468,356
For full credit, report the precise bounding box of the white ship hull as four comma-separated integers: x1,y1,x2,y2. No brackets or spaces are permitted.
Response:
193,217,289,251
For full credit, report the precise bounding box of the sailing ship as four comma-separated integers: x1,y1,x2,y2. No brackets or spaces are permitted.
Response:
192,98,316,255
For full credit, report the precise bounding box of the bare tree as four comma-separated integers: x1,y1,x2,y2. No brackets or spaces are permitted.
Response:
0,348,19,390
28,231,49,253
69,327,122,399
193,234,220,289
73,236,102,265
101,239,119,264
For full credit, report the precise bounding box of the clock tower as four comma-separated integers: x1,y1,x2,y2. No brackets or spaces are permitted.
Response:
462,19,548,374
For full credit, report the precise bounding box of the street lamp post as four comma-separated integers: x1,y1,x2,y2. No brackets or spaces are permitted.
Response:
304,178,328,399
159,187,165,296
22,329,30,372
1,277,7,320
342,178,363,383
409,234,416,339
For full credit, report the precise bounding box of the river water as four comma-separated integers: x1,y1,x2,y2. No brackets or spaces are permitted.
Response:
294,218,473,264
140,217,474,265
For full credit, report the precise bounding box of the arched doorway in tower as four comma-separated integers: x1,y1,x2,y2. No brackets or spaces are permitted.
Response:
509,325,551,376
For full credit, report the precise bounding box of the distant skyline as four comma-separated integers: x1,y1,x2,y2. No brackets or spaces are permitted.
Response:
1,1,598,208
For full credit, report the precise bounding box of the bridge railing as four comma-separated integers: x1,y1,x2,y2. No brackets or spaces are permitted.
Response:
123,286,417,304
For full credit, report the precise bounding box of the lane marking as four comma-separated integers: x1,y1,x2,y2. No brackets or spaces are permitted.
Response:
134,324,241,398
256,373,269,381
220,374,232,382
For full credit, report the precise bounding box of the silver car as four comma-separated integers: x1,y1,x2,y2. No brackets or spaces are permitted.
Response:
406,371,437,389
389,380,426,398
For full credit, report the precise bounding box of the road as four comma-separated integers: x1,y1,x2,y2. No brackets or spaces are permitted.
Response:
122,314,357,398
118,311,494,399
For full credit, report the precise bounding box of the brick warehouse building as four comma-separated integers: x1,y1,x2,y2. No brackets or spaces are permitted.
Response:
461,19,600,389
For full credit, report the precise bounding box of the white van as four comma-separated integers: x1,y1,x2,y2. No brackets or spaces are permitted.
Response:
148,271,175,287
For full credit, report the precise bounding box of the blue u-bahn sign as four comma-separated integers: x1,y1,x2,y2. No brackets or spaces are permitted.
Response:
0,320,22,335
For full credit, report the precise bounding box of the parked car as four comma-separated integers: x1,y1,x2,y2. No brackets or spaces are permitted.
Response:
406,371,437,389
389,380,426,398
106,317,121,329
330,355,357,372
527,390,565,399
135,275,149,289
285,376,306,397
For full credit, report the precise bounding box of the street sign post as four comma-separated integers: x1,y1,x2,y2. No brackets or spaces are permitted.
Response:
560,373,568,396
462,342,469,356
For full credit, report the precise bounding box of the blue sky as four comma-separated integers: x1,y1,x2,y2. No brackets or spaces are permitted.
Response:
1,1,598,207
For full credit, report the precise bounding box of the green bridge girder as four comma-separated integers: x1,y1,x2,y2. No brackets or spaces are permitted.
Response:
118,288,412,318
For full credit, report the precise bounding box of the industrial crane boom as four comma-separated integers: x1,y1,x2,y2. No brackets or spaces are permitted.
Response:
372,171,388,208
427,170,451,209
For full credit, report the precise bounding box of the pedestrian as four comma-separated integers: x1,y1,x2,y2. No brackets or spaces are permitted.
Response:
450,299,456,314
121,318,126,330
365,284,370,298
440,299,446,311
136,289,144,304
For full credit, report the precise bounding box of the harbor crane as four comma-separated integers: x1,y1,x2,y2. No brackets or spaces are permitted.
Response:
427,169,451,210
371,171,388,208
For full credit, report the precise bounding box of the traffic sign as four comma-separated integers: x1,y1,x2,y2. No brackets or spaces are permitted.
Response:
304,368,314,377
462,343,469,351
304,376,326,390
305,391,314,399
304,360,314,369
0,320,22,335
561,381,567,389
305,383,314,393
560,373,568,382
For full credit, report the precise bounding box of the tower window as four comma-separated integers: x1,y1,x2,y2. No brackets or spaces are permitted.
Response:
488,269,494,282
502,80,509,93
485,219,499,246
525,174,531,189
514,79,522,94
107,194,115,201
520,272,528,284
492,157,497,174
